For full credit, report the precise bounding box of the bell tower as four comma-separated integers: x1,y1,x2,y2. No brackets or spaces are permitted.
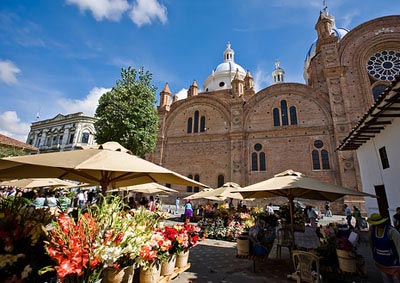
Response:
272,60,285,84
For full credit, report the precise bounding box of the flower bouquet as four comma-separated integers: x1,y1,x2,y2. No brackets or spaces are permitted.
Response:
92,196,158,269
0,196,55,282
136,231,172,283
41,212,102,283
41,195,160,283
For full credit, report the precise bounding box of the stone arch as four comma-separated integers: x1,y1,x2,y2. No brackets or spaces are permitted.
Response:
78,125,95,144
244,83,332,130
338,15,400,111
164,95,231,136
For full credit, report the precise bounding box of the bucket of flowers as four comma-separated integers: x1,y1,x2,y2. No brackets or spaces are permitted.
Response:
93,196,158,283
40,212,102,283
40,195,159,283
170,223,204,268
137,231,172,283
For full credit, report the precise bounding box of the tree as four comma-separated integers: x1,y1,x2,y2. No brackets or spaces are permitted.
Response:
94,67,158,157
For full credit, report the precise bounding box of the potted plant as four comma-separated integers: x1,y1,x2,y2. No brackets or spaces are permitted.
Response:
137,231,172,283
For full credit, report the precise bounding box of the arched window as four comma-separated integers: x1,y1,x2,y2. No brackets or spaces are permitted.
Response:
187,117,193,133
289,106,297,125
194,111,199,133
188,111,206,135
200,116,206,132
312,150,320,170
274,101,298,127
281,100,288,126
251,143,266,172
186,174,193,192
273,108,280,126
194,174,200,192
311,140,330,171
81,132,89,144
321,150,330,169
259,152,266,171
217,175,224,188
251,152,258,171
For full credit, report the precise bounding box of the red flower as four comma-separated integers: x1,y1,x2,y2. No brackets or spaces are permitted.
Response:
44,213,100,281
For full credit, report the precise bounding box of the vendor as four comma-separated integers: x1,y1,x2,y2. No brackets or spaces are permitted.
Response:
368,213,400,282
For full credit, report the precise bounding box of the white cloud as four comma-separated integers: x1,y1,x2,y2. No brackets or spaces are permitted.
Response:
58,87,111,117
0,60,21,85
66,0,130,21
339,10,360,29
175,88,188,100
253,67,271,92
0,111,31,142
130,0,167,27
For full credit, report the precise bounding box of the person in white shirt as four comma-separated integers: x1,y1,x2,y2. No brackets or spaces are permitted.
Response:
265,203,274,214
77,191,85,209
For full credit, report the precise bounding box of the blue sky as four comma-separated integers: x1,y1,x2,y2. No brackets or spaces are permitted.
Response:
0,0,399,142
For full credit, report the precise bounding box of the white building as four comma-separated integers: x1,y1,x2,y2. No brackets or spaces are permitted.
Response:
338,78,400,219
26,112,97,153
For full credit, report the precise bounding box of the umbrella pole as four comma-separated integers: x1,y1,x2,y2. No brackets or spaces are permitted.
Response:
289,195,295,248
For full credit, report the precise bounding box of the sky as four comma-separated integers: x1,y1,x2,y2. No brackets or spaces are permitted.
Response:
0,0,399,142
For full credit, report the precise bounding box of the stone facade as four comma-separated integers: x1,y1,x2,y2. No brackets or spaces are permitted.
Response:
151,11,400,202
27,112,97,153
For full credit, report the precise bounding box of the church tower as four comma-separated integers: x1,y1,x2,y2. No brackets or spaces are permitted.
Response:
158,83,172,111
187,80,199,98
314,5,360,196
231,69,244,97
315,5,337,52
244,70,255,97
272,60,285,84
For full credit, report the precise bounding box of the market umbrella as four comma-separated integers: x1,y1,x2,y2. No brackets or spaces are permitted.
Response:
212,182,245,200
107,182,178,194
0,141,208,195
186,188,222,201
234,169,376,241
197,182,245,200
0,178,81,189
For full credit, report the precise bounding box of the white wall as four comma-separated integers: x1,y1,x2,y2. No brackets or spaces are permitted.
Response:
356,117,400,219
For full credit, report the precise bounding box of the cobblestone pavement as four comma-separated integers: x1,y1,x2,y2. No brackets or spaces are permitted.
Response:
163,212,383,283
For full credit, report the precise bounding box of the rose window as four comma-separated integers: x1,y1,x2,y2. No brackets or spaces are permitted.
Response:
366,50,400,81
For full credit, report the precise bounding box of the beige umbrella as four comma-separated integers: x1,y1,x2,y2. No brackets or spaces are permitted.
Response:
235,169,376,241
211,182,245,200
107,182,178,194
193,182,245,200
0,178,81,189
0,142,208,195
186,188,222,201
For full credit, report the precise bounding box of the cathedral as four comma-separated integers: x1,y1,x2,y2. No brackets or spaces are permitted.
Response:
150,8,400,197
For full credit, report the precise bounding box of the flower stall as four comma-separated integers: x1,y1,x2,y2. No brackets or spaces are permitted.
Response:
1,194,204,283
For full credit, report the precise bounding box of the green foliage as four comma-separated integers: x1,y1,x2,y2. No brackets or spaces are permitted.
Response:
277,203,306,225
94,67,158,157
0,147,28,158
